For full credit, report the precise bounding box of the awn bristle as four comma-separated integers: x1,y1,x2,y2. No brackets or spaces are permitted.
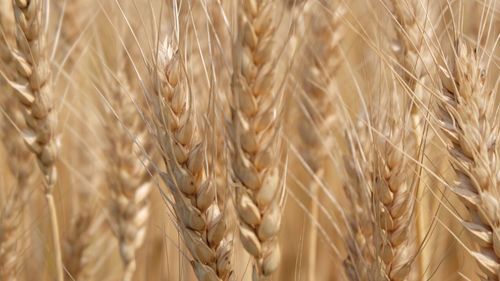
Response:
437,40,499,281
372,93,415,281
104,50,155,281
57,0,86,70
230,0,286,279
155,39,234,281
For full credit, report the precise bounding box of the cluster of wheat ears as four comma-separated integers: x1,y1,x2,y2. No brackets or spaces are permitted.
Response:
0,0,498,280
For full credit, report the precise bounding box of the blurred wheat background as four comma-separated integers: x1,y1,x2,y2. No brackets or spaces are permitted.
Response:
0,0,499,280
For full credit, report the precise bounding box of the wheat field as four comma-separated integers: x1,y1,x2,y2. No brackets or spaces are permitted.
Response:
0,0,499,280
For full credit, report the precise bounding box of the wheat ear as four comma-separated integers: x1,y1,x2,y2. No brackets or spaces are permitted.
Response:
372,92,415,281
7,1,63,280
389,1,437,276
342,117,376,281
154,39,233,281
230,0,285,279
390,0,435,138
437,40,499,281
297,4,345,280
103,49,155,281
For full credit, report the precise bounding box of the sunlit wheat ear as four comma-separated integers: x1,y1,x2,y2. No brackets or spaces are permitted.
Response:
230,0,286,279
437,39,499,281
154,39,234,281
6,1,63,280
372,92,416,281
103,49,155,281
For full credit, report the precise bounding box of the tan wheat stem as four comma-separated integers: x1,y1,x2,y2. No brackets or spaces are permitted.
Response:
230,0,286,279
8,1,63,280
437,40,499,281
154,39,233,281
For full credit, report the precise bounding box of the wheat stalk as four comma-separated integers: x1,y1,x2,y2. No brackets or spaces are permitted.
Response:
2,1,64,280
154,39,234,281
230,0,286,279
437,39,499,281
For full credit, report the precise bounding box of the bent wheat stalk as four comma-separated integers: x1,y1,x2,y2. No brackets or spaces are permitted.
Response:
7,1,63,280
154,39,233,281
230,0,286,279
437,40,499,281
